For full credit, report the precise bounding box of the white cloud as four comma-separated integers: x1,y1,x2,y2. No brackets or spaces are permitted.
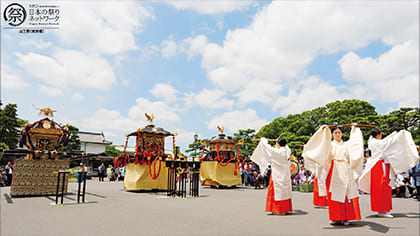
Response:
198,1,418,92
57,1,154,55
193,88,234,110
16,49,117,90
72,93,84,101
235,80,283,106
39,85,64,97
339,41,418,82
164,0,254,15
139,44,160,61
128,97,181,124
150,83,178,103
160,35,208,61
273,76,345,115
207,109,268,133
96,96,105,102
163,1,418,113
164,128,197,153
1,63,30,89
82,108,142,133
339,41,419,107
183,35,208,60
19,39,52,50
161,37,179,58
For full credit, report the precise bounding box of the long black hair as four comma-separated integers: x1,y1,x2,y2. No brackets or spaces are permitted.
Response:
277,137,287,147
331,126,342,133
371,128,382,138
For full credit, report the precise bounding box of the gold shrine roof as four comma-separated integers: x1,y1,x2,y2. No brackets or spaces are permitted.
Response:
127,124,175,137
209,134,237,143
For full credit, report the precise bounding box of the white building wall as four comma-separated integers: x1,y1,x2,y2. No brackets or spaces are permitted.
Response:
81,143,106,154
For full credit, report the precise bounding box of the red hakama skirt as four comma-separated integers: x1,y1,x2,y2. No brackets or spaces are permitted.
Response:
266,177,293,214
313,177,328,207
326,160,361,221
370,160,392,212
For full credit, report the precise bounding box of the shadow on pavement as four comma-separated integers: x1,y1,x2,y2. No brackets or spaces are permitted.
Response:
366,212,420,219
291,209,308,215
85,192,106,198
3,193,13,204
323,221,390,234
266,209,308,216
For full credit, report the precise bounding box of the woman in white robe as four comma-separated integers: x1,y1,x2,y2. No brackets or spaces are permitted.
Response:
358,128,419,218
302,124,363,225
251,137,293,215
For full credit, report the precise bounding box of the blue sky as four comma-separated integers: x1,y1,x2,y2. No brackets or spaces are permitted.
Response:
1,1,419,152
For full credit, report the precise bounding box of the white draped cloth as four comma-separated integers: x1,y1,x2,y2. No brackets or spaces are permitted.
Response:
302,125,364,203
305,159,328,197
358,130,419,193
251,138,292,201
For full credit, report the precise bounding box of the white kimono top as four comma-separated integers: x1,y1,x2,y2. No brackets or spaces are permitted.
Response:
302,125,364,203
251,138,292,201
358,130,419,193
305,159,328,197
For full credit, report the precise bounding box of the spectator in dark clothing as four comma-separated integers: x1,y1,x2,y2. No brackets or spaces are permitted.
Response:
252,172,264,189
5,162,13,186
98,163,105,182
408,145,420,201
0,172,8,187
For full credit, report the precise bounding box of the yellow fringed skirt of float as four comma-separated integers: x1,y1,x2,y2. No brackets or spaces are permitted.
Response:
200,161,242,186
123,162,169,191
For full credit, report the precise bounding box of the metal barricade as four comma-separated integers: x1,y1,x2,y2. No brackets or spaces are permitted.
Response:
55,171,69,204
166,161,201,198
54,171,87,205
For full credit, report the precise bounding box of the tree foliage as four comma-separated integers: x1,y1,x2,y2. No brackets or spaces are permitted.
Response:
105,145,122,157
233,129,257,159
0,102,21,149
58,124,81,153
377,107,420,144
256,99,401,155
185,138,209,159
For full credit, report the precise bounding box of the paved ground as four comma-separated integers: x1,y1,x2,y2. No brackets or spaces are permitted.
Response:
1,179,419,236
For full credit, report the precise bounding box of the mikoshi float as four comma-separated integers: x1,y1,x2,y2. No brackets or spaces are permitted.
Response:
12,107,70,197
199,126,243,186
114,113,177,191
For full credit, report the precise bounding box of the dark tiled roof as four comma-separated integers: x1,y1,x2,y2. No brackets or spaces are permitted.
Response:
127,124,175,137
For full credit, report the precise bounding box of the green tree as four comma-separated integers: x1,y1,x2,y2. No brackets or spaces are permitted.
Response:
185,138,209,159
0,102,20,149
379,107,420,144
233,129,257,159
58,124,80,153
105,145,122,157
257,99,380,154
0,142,9,150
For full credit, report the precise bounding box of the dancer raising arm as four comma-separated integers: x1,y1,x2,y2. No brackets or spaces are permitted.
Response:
251,137,293,215
358,128,419,218
302,124,364,226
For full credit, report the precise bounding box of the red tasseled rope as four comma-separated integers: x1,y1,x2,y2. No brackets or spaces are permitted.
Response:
199,143,206,161
173,136,176,159
114,157,119,169
124,154,129,166
148,156,162,180
216,143,220,161
135,133,141,156
233,144,241,175
121,136,129,157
